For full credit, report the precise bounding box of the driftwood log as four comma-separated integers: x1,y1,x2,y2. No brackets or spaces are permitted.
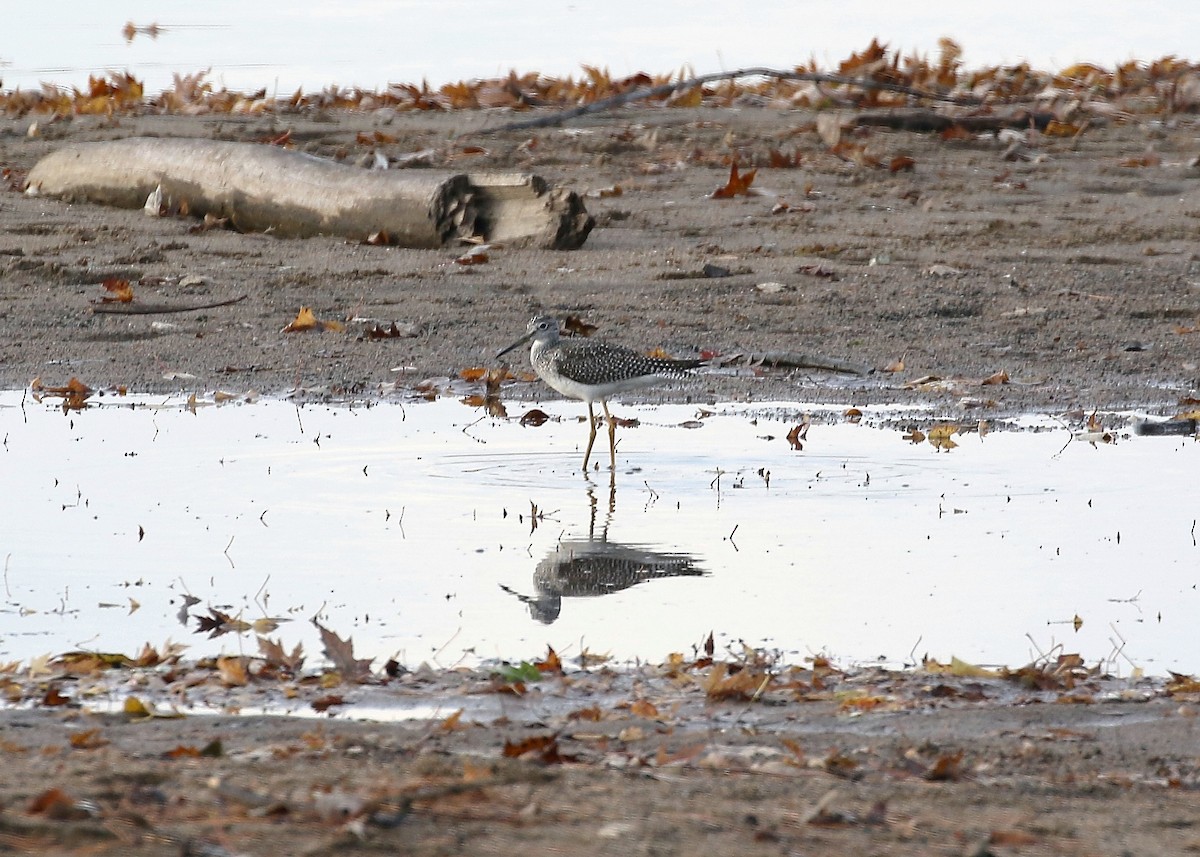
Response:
25,138,593,250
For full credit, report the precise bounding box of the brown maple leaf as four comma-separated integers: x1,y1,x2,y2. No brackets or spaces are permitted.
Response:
711,161,758,198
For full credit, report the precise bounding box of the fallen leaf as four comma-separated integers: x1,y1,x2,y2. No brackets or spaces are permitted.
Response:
889,155,915,172
313,619,374,681
29,788,90,819
518,403,549,424
456,245,491,265
1043,118,1081,136
217,655,249,687
927,424,960,451
258,636,305,672
311,694,345,712
630,698,660,719
164,744,203,759
99,277,134,303
123,696,153,718
786,421,810,450
69,729,109,750
196,608,252,638
563,315,598,337
940,124,973,141
439,709,466,732
711,161,758,198
281,306,345,333
703,662,769,701
41,686,70,707
535,646,563,674
502,733,575,764
924,750,965,781
768,148,802,168
1119,150,1161,168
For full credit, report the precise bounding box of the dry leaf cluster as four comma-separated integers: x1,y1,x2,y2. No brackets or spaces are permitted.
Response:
4,39,1199,121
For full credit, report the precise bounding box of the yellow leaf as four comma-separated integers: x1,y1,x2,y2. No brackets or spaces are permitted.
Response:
950,656,998,678
124,696,153,717
281,306,317,333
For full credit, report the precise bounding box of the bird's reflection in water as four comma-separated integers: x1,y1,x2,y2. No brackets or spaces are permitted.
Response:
501,472,705,624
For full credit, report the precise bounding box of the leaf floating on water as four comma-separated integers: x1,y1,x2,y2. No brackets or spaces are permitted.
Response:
927,424,960,451
519,408,552,426
31,376,93,411
196,608,252,638
786,420,810,450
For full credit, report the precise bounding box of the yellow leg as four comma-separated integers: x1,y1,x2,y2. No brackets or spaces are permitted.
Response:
582,401,598,470
602,400,617,470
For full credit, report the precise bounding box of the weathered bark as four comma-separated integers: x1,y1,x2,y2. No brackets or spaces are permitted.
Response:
26,138,593,250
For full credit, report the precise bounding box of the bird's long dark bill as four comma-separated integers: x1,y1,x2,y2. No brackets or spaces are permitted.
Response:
495,331,533,359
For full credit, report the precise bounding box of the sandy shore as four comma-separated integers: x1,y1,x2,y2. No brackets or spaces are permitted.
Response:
2,109,1198,417
2,106,1199,854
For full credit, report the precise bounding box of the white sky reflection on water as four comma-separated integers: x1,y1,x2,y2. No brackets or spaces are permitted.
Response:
1,392,1195,674
3,1,1198,93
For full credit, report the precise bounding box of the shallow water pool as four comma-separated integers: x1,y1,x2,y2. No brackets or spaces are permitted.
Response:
1,391,1195,674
